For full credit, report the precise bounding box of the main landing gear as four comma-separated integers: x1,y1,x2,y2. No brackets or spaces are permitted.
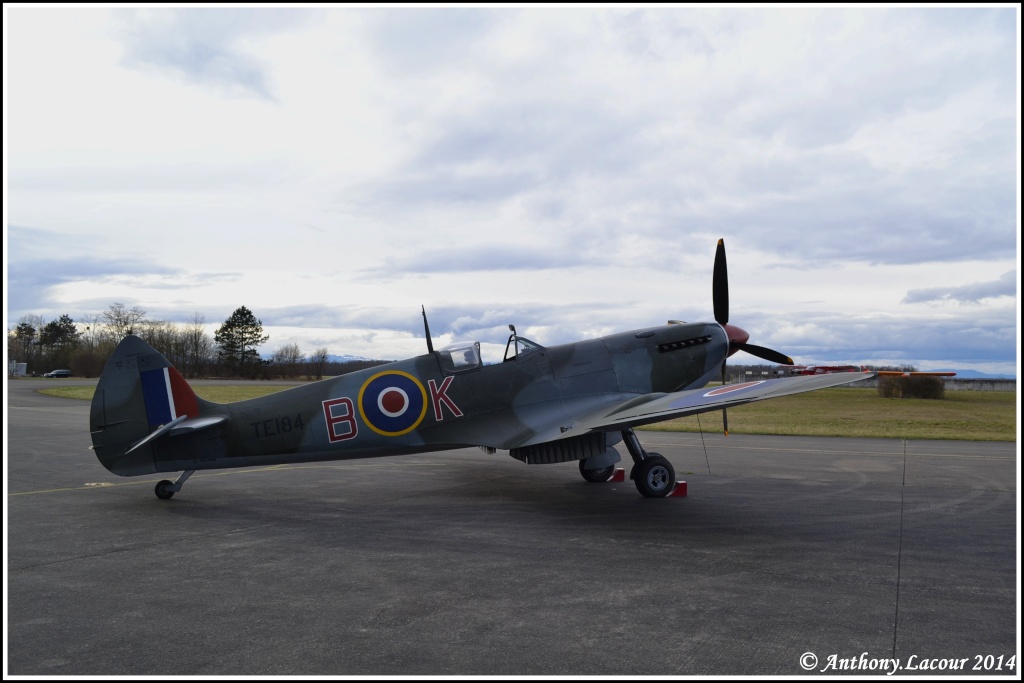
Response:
154,470,195,500
621,429,676,498
579,459,616,483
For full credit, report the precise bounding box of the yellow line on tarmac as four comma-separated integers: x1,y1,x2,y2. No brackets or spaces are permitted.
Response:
7,465,292,497
7,461,452,497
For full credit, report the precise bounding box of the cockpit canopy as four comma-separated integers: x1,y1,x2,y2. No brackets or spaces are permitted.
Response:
438,341,482,375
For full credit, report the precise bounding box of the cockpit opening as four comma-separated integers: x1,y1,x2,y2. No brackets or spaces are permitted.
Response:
503,325,544,362
438,341,482,375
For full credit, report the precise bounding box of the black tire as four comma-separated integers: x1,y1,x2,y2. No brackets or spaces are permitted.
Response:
155,480,175,500
579,459,615,483
634,456,675,498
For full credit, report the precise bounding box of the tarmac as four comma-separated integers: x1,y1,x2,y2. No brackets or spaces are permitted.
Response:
6,379,1020,676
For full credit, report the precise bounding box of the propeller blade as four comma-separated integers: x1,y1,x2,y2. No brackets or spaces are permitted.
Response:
732,342,794,366
713,238,729,325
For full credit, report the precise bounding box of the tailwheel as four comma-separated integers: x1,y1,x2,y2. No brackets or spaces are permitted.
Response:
155,480,175,500
634,455,676,498
579,460,615,483
153,470,194,500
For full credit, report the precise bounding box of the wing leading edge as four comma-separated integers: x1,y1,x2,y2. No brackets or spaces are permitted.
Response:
560,371,875,436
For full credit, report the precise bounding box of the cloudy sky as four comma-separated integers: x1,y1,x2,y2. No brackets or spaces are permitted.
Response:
5,6,1020,375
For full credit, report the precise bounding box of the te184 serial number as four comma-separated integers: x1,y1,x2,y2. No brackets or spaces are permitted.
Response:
250,414,305,439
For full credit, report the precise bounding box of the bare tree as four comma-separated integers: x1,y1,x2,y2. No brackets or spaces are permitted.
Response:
308,347,329,380
102,302,147,342
272,342,305,379
138,319,182,366
77,313,103,351
70,313,105,377
181,312,214,378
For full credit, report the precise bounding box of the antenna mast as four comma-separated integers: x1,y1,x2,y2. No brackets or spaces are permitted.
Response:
422,306,435,353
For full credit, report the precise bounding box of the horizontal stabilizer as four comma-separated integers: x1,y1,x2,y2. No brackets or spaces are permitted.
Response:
169,415,228,434
125,415,227,455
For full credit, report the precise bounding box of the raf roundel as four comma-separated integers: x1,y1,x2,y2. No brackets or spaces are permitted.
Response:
358,371,429,436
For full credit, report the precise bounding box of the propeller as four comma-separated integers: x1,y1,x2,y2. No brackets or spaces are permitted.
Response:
712,239,794,365
712,239,794,435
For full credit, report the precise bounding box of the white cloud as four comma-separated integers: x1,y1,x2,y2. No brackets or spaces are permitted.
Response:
112,8,319,100
903,271,1017,305
5,6,1018,376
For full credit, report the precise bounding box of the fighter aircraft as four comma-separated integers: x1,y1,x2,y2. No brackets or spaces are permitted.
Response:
89,240,874,499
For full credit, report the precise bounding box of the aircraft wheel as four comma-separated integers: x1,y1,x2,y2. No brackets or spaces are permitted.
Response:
155,480,175,500
634,456,675,498
579,460,615,483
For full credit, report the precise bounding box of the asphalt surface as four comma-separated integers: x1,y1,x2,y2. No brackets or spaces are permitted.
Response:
6,379,1019,676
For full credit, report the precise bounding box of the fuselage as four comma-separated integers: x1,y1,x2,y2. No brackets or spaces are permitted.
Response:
92,322,729,475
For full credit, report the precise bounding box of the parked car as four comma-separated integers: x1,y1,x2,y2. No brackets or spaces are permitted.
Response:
43,369,72,378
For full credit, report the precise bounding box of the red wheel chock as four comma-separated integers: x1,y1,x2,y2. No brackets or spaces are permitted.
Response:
609,468,626,482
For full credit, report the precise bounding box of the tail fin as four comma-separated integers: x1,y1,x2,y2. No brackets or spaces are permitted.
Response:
90,335,225,476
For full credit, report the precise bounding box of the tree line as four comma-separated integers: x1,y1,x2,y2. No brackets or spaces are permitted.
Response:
7,303,379,380
10,310,924,385
727,362,919,383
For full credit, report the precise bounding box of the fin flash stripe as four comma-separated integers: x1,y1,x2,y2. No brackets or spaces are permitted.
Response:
140,367,199,428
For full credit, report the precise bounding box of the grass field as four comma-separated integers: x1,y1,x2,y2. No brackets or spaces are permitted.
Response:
39,384,289,404
643,387,1016,442
38,384,1017,442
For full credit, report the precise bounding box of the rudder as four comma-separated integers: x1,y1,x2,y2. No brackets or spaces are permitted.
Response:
90,335,218,476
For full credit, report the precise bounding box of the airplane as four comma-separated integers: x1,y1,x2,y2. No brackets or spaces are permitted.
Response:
89,240,874,499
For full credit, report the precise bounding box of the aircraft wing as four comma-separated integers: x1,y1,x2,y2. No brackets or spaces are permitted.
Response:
559,371,875,436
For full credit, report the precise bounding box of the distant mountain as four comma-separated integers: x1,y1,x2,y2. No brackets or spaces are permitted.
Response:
327,354,384,364
932,369,1016,380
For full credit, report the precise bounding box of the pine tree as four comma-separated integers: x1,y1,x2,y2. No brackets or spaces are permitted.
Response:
214,306,269,376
